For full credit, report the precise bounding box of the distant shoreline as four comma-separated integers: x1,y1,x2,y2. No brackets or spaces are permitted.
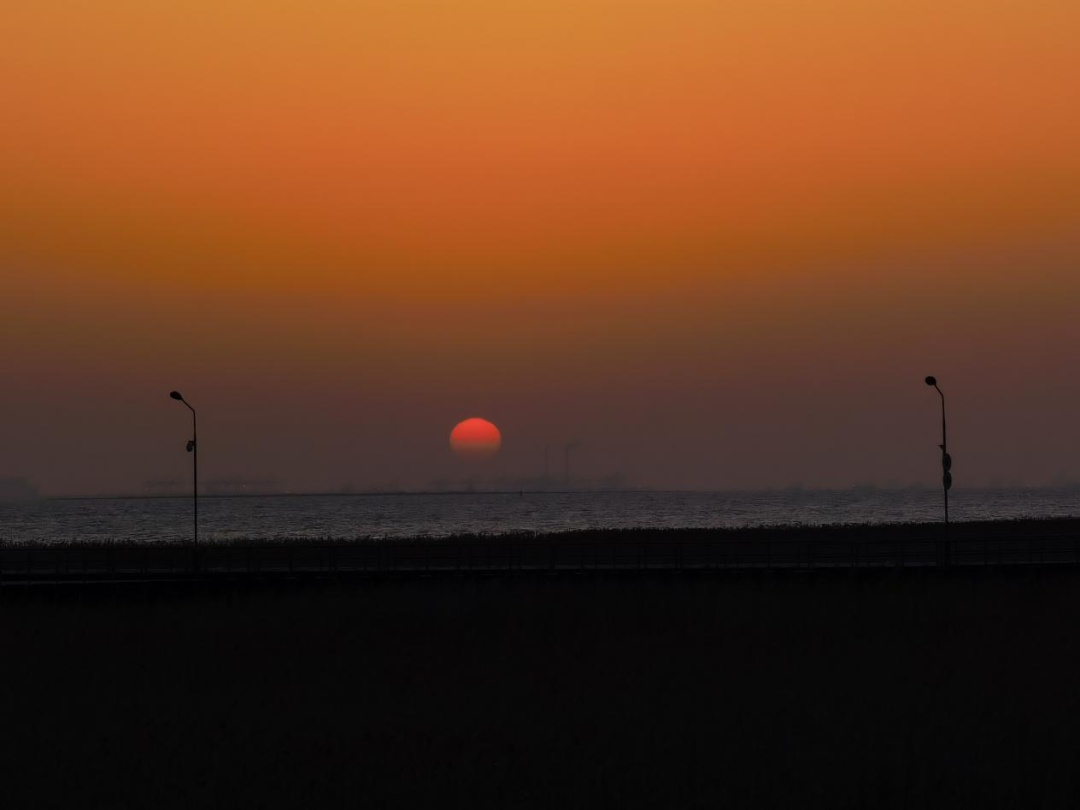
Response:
46,489,651,501
41,484,1080,502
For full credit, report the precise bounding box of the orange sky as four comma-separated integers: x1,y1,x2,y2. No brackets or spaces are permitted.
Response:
2,0,1079,494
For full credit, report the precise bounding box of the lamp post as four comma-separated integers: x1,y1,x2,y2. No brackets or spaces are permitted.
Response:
169,391,198,552
924,376,952,553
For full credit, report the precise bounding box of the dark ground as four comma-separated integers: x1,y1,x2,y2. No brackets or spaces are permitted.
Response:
2,568,1079,808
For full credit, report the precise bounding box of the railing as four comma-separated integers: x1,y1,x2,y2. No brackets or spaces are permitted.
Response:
2,534,1080,584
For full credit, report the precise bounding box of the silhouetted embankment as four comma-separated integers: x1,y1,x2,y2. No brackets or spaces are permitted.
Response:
2,562,1080,807
2,518,1078,583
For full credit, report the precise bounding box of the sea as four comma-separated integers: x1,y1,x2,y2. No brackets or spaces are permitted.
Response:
1,488,1078,545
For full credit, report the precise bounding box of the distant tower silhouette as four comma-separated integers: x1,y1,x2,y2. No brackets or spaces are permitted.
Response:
563,442,581,488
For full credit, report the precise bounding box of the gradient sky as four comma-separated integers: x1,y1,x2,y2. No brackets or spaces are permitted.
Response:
3,0,1079,495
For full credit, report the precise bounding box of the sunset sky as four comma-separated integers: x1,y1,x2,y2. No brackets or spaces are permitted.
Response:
3,0,1079,495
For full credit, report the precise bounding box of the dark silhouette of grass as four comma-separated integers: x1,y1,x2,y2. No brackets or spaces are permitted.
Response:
4,519,1078,583
2,566,1080,807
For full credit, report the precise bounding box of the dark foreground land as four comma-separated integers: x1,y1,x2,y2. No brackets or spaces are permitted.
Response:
4,518,1080,583
3,566,1080,808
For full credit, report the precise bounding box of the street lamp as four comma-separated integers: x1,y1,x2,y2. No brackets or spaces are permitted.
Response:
170,390,198,551
924,376,952,539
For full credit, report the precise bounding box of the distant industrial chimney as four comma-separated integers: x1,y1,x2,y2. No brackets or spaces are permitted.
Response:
0,477,39,501
563,442,581,488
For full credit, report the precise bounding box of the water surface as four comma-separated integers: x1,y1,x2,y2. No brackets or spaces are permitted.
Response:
2,488,1077,544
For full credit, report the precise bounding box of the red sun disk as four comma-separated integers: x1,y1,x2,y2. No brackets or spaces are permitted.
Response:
450,418,502,460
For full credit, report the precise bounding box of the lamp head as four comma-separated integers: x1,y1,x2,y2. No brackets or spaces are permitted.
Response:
924,376,937,387
170,391,184,401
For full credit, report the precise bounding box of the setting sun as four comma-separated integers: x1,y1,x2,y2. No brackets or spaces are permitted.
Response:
450,418,502,460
